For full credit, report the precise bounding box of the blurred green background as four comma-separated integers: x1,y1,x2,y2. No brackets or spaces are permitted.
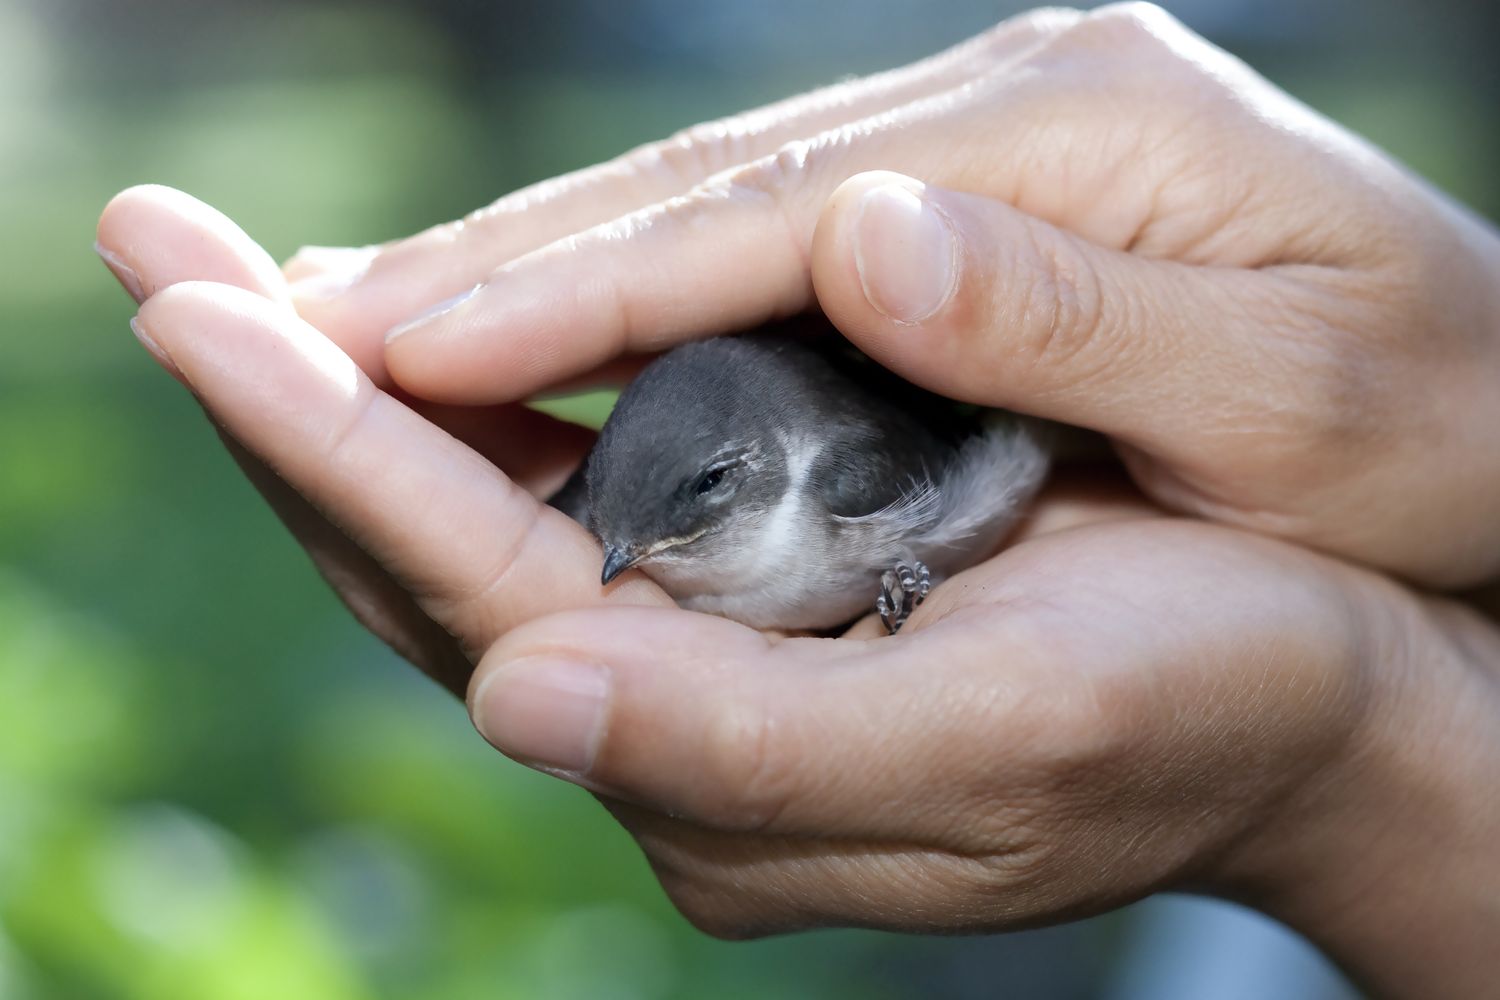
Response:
1,0,1494,997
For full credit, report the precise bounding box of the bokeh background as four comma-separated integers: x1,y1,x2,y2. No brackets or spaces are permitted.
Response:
2,0,1496,997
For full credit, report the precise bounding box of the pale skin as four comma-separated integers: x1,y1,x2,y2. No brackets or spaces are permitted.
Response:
96,5,1500,997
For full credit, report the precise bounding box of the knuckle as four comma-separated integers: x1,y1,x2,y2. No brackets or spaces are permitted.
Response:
1037,3,1196,78
978,7,1085,59
674,120,755,172
1071,2,1182,49
624,121,742,189
718,137,820,202
997,222,1111,385
694,135,834,268
1031,3,1233,115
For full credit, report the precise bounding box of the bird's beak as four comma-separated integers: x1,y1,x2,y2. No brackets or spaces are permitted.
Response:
600,543,639,586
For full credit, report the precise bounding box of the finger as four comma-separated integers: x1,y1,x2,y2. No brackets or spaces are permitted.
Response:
377,8,1305,409
467,603,1065,842
335,12,1078,394
810,170,1328,457
96,184,290,306
134,282,669,657
409,398,594,500
98,184,478,689
293,9,1074,347
98,187,592,685
380,10,1123,408
99,183,597,496
381,109,959,403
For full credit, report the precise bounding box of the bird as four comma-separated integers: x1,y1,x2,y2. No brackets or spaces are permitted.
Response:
549,320,1051,633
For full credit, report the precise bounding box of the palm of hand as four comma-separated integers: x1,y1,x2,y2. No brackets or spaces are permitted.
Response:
498,496,1373,936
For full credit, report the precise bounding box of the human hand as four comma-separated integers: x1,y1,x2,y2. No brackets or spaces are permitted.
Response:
96,186,617,695
104,188,1500,999
295,3,1500,588
467,504,1500,999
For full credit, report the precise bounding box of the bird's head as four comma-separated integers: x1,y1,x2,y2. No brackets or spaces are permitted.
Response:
584,341,792,588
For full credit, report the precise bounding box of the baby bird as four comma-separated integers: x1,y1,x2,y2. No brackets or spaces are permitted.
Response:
550,323,1051,633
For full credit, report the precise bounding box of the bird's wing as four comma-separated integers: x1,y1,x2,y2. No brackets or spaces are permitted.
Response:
915,414,1052,555
822,415,1051,567
815,433,946,519
829,487,944,581
830,478,943,536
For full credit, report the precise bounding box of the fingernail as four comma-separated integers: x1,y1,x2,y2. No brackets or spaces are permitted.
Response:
853,182,957,324
472,658,609,774
384,285,481,344
129,315,183,379
95,241,146,303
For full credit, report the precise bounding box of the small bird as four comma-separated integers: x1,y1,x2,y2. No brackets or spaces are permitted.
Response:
550,321,1051,633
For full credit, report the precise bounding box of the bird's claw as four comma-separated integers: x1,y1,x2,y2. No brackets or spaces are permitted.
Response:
877,560,930,634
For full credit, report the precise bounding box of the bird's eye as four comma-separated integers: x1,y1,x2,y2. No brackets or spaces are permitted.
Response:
695,468,726,495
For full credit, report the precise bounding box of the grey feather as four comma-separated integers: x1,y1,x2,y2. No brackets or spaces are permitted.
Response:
832,413,1050,564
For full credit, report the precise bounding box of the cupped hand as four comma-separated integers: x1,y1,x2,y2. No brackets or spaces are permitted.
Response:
294,3,1500,588
96,186,627,695
467,498,1500,1000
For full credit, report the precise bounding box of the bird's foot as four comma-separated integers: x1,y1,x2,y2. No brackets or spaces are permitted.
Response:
876,560,931,634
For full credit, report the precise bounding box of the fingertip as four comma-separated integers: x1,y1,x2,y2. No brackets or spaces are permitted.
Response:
97,183,185,239
812,171,926,310
96,184,291,306
138,280,360,402
470,605,756,710
471,604,934,832
288,231,486,388
134,280,268,364
468,606,782,810
818,172,1104,415
382,278,540,405
382,317,459,402
132,280,244,388
468,655,612,774
813,170,966,388
134,278,237,328
137,277,268,319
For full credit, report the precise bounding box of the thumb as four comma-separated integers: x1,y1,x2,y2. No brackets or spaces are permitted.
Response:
810,170,1293,453
467,605,1045,841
